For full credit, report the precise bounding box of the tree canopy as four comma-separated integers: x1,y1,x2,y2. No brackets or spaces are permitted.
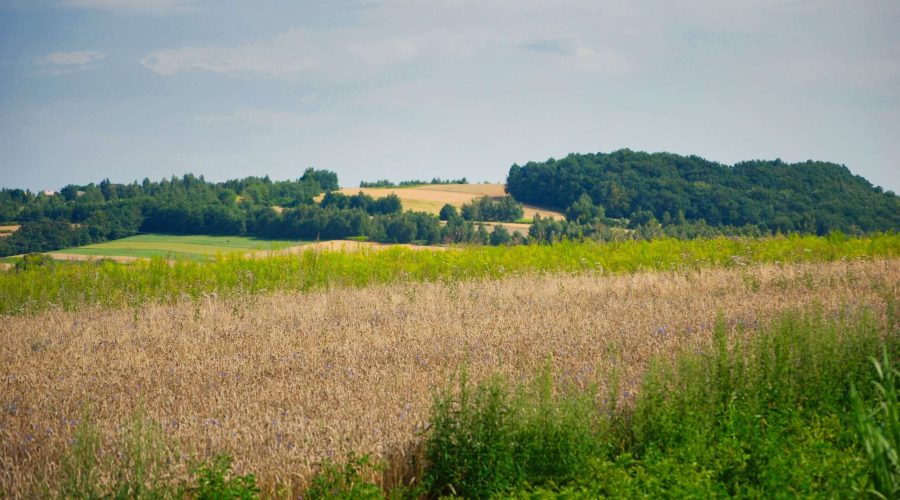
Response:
506,149,899,234
0,171,511,256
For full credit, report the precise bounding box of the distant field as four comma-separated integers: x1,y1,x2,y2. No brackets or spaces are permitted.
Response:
51,234,305,261
325,183,565,219
0,225,19,238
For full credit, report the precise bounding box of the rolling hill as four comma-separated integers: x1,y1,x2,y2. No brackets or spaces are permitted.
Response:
507,149,900,234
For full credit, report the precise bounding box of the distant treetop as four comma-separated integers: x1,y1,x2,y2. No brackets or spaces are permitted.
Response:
506,149,899,234
359,177,468,188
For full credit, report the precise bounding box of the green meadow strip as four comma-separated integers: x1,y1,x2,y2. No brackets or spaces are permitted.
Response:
1,233,898,315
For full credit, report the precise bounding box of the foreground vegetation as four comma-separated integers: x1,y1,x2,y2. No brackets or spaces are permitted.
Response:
9,300,898,498
418,310,898,498
1,233,897,315
2,258,896,497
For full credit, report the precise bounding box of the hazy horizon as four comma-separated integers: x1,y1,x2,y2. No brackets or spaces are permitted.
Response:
2,1,898,193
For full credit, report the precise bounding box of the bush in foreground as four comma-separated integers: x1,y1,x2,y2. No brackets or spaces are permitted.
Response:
424,306,898,498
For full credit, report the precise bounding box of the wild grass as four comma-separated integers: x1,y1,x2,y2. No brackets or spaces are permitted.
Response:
1,258,896,496
46,406,258,499
1,233,897,315
423,307,898,498
852,348,900,498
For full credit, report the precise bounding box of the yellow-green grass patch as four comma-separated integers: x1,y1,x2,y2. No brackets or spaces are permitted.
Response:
51,234,306,261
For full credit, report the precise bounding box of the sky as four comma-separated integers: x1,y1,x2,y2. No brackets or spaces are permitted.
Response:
1,0,898,192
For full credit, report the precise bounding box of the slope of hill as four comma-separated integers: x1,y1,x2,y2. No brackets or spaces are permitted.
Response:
506,149,900,234
325,183,564,219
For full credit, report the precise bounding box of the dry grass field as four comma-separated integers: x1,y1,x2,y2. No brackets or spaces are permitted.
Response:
1,258,897,496
327,183,565,219
0,225,19,238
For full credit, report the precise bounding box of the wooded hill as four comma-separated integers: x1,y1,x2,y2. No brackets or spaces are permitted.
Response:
1,149,897,256
0,169,523,256
506,149,899,234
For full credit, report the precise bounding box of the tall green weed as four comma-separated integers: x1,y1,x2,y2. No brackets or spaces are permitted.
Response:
423,304,898,498
852,348,900,499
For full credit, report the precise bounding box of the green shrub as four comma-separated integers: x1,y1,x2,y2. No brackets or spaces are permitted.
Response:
15,252,54,271
185,455,259,500
424,304,897,497
626,310,885,496
425,367,603,498
304,453,383,500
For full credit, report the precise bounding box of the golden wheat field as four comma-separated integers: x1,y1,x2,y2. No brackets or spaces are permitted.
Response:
1,258,898,496
326,183,565,219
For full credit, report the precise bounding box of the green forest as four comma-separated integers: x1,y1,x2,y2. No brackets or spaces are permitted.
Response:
507,149,900,234
0,169,517,256
2,150,898,257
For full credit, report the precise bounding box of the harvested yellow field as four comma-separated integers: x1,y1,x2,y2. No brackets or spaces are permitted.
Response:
326,184,564,219
1,258,896,496
0,225,19,238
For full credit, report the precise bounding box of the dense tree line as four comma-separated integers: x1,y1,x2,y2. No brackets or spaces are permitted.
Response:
0,169,335,256
458,196,524,222
0,170,514,256
320,191,403,215
507,150,900,235
359,177,468,188
527,213,768,244
4,148,895,256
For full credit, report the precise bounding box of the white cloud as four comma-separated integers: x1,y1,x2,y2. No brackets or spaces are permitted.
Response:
140,24,630,82
347,37,422,67
58,0,195,15
34,50,106,75
140,28,495,80
347,30,501,66
35,50,106,66
140,30,320,79
565,46,630,74
199,108,318,131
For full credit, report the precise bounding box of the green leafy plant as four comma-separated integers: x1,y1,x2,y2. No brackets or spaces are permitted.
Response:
184,454,259,500
304,453,383,500
424,366,602,498
15,252,55,271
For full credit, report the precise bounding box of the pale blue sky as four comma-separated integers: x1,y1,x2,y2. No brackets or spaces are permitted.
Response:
1,0,898,192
